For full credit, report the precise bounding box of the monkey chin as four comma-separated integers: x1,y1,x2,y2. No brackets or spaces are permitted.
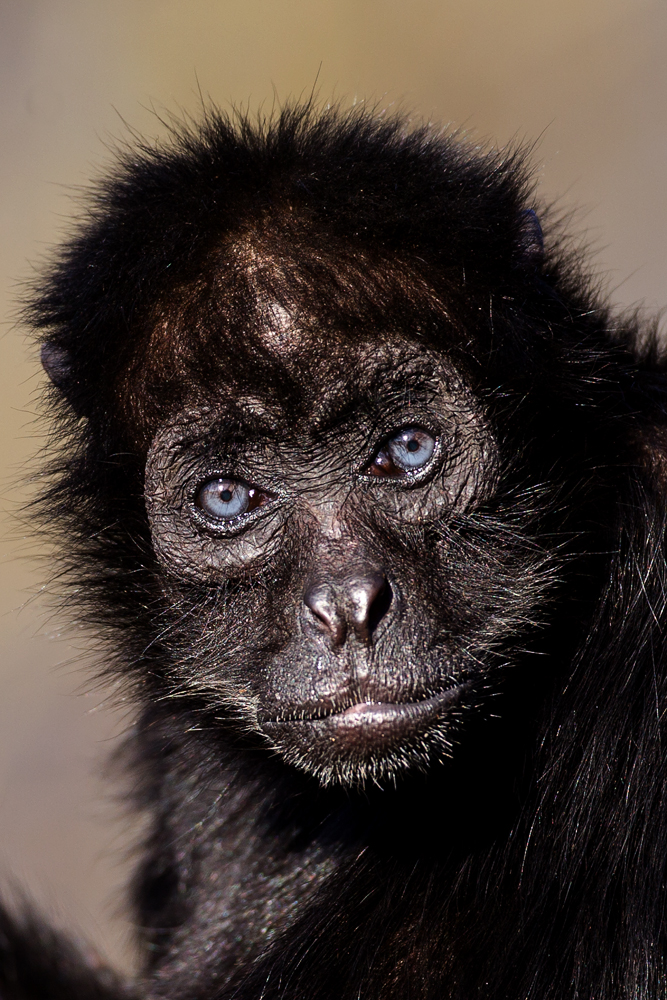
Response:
261,685,468,788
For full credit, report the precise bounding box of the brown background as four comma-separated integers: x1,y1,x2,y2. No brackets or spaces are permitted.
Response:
0,0,666,972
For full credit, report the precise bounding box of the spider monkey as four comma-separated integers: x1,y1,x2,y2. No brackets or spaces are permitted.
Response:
2,103,667,1000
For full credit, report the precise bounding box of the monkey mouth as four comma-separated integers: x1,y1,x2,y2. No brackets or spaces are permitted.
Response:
261,683,469,748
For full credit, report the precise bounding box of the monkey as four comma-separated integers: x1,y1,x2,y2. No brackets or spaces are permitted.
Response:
2,102,667,1000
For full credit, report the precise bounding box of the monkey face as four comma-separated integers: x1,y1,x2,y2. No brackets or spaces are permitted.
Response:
144,333,552,786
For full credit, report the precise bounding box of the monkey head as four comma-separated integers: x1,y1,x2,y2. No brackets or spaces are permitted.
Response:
141,311,553,787
34,107,571,788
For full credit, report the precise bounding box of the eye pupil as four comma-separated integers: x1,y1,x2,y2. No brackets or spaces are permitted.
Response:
220,489,232,502
407,439,419,452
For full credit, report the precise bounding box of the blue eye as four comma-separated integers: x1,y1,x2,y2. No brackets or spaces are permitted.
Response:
368,426,436,478
387,427,435,470
195,478,269,520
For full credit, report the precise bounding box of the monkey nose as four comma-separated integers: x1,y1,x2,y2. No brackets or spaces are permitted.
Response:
304,572,391,647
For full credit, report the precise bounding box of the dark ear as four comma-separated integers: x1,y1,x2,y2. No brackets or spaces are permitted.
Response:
40,342,71,389
518,209,544,265
40,341,88,416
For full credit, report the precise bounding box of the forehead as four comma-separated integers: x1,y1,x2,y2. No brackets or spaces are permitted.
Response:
212,326,460,425
124,247,461,445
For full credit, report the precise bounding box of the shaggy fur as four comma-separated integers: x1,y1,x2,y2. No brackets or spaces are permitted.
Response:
3,103,667,999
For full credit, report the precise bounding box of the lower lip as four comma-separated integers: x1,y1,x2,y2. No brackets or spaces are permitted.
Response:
332,690,462,728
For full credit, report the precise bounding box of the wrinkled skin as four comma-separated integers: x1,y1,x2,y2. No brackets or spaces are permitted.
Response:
144,333,548,786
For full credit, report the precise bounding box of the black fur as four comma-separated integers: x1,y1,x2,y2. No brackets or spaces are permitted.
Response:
4,103,667,998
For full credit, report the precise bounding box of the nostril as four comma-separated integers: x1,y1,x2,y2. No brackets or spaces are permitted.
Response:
348,572,391,641
368,578,392,634
304,583,346,647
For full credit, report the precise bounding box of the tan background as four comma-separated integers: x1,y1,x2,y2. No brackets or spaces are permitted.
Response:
0,0,666,972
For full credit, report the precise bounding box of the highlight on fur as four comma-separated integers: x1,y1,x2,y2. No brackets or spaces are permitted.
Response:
2,101,667,999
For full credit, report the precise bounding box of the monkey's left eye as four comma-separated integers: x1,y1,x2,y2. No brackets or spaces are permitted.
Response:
367,427,436,478
194,477,272,521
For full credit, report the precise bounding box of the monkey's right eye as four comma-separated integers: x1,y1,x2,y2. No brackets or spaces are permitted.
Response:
194,477,271,521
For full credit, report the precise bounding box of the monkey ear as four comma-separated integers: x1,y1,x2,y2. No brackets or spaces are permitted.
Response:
518,209,544,264
41,341,103,419
40,342,71,390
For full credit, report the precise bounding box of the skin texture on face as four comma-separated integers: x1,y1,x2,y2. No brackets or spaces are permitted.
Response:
145,329,552,786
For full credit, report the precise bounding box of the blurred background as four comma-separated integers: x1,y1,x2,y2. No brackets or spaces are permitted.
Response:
0,0,666,972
